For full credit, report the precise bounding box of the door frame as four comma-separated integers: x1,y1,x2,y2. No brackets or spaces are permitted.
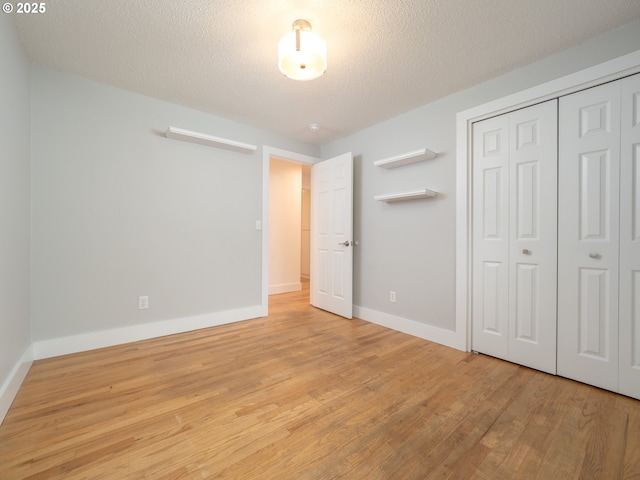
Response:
456,50,640,352
261,146,320,315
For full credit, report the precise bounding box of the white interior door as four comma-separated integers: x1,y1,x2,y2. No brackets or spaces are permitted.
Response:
507,101,558,374
472,101,557,374
558,81,621,392
619,73,640,399
311,152,353,318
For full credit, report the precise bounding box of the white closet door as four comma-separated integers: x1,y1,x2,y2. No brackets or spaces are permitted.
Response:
472,100,557,373
619,73,640,399
472,114,510,360
558,81,621,392
507,101,558,374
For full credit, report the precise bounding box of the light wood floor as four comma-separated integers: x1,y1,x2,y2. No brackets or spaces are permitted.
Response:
1,283,639,479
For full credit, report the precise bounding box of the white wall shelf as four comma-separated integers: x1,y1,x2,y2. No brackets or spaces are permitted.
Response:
374,188,437,203
166,126,257,153
373,148,436,168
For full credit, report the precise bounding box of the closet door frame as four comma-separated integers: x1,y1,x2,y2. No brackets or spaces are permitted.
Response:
455,50,640,352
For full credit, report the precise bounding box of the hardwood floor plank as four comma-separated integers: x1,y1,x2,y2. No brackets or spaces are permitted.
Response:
472,370,562,478
1,282,639,479
615,395,640,480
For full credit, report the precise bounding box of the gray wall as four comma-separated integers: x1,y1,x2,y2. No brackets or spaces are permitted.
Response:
321,21,640,332
30,66,318,341
7,17,640,363
0,15,31,386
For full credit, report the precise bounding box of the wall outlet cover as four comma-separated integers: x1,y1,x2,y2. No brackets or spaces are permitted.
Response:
138,296,149,310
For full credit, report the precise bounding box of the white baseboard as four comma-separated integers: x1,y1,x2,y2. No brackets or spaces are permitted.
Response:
2,304,462,425
32,305,264,361
354,306,466,351
2,305,265,425
0,345,34,426
268,283,302,295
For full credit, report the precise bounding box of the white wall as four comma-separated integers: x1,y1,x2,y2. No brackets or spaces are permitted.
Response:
321,21,640,338
268,158,302,294
0,14,32,419
301,190,310,279
301,166,311,279
30,66,318,346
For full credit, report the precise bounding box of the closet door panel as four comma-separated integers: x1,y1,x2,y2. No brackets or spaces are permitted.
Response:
578,268,612,356
472,115,510,359
620,73,640,400
472,101,557,372
558,81,621,392
508,100,558,374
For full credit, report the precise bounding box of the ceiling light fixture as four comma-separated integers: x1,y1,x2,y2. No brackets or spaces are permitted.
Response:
278,19,327,81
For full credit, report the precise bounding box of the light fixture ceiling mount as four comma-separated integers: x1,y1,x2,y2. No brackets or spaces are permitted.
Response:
278,19,327,81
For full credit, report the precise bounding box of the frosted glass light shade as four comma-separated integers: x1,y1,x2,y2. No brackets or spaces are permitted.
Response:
278,25,327,81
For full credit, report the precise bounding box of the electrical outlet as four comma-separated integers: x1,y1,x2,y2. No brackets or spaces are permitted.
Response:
390,291,396,303
138,296,149,310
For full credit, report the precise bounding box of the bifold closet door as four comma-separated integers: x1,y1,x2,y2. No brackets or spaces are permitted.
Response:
472,113,509,361
558,81,621,392
472,100,558,374
620,73,640,400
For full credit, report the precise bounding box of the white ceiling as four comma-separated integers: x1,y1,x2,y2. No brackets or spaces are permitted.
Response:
12,0,640,144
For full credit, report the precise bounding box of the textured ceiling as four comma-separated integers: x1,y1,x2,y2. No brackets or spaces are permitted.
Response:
12,0,640,144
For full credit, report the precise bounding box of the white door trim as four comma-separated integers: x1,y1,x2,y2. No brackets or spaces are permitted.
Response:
456,49,640,352
261,146,320,315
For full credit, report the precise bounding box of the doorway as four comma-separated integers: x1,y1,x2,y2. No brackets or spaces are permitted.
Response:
261,146,320,312
261,147,355,319
268,157,311,297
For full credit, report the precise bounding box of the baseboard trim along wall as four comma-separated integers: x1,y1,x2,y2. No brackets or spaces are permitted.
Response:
0,345,34,426
268,283,303,295
0,305,264,425
2,303,464,425
354,306,466,352
32,305,265,360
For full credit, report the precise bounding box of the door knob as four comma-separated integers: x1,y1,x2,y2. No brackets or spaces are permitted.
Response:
338,241,351,247
522,249,531,255
589,252,602,259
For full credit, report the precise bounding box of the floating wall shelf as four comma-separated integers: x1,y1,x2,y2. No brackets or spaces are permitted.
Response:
374,188,437,203
373,148,436,168
165,126,257,153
